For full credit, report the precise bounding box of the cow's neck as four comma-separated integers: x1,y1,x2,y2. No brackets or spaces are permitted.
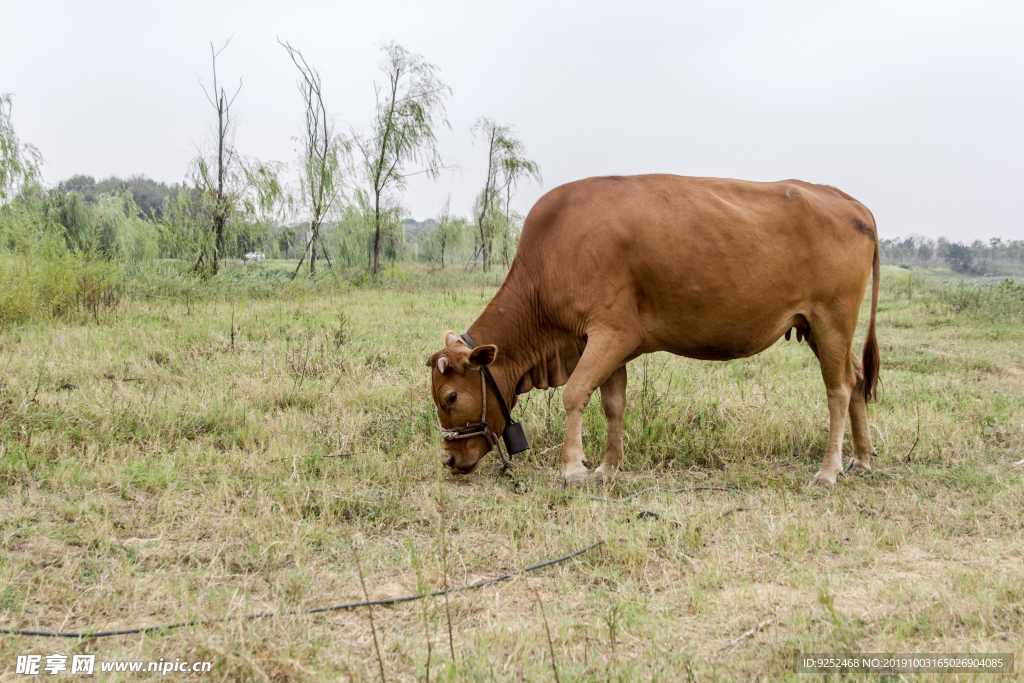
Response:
466,270,582,408
465,290,534,410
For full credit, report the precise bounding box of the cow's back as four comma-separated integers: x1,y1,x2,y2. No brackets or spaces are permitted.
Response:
512,175,877,361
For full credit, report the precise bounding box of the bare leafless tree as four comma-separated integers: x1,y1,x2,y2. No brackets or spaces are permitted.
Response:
190,40,282,275
198,40,240,275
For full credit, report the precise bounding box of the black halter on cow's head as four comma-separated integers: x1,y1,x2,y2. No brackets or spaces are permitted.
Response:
427,331,529,474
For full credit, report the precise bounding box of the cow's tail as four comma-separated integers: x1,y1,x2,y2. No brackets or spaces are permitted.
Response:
862,235,881,403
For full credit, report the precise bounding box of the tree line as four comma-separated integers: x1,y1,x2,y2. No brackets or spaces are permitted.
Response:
0,38,541,284
881,235,1024,275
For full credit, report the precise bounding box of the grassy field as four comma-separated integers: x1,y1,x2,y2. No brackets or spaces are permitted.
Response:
1,262,1022,681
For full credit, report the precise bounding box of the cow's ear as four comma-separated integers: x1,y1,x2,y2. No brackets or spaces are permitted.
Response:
444,331,459,347
425,354,432,367
468,344,497,367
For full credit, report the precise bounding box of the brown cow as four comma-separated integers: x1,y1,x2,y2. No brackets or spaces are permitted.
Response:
428,175,880,488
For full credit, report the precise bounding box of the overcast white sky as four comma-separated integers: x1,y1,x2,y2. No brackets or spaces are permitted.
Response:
3,0,1022,241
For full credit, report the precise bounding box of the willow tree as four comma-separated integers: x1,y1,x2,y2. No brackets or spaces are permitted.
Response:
0,94,43,205
0,93,45,278
470,118,540,273
188,40,282,274
430,194,466,269
280,40,350,279
497,136,541,267
355,42,450,275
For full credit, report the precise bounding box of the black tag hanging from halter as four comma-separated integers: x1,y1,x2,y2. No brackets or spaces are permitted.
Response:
460,332,531,455
502,421,530,455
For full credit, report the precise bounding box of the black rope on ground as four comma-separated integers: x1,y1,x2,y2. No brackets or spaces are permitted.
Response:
0,486,758,639
571,486,762,519
0,543,604,639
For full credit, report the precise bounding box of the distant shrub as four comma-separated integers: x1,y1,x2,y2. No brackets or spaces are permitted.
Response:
0,197,123,324
944,242,975,274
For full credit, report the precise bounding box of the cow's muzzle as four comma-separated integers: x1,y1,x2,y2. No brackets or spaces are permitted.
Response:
441,451,480,475
437,370,523,474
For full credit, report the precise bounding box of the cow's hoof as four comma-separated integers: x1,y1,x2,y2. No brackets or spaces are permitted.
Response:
810,473,836,488
563,470,590,487
591,467,616,483
844,458,872,474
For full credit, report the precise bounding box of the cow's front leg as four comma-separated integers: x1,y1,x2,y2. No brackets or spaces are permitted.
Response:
593,365,627,481
561,330,644,486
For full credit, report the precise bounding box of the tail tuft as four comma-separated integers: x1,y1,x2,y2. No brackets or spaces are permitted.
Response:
862,238,881,402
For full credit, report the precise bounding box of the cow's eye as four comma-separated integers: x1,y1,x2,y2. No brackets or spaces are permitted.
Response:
445,392,457,405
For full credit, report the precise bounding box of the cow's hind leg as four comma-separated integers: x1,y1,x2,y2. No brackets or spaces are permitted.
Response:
846,356,876,474
561,330,645,486
593,365,627,481
807,324,858,488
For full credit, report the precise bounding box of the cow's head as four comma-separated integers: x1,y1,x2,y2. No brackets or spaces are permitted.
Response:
427,331,501,474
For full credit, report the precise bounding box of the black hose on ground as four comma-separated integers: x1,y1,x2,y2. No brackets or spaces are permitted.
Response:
0,486,759,639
